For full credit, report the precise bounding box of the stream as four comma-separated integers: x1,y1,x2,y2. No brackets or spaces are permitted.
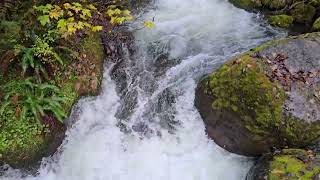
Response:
1,0,284,179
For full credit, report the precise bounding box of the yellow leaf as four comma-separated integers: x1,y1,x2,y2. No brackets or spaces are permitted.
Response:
84,22,92,28
67,10,74,16
77,21,84,29
106,9,114,17
87,4,97,11
81,8,92,19
67,17,75,22
49,5,64,20
91,25,103,32
123,10,131,16
144,21,155,29
114,8,121,15
64,3,72,9
67,23,77,33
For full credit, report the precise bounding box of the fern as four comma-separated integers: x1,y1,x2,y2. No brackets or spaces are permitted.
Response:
0,78,68,123
14,34,64,80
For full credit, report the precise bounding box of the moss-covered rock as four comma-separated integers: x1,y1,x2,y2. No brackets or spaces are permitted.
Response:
195,32,320,156
261,0,287,10
290,4,316,24
228,0,258,10
247,149,320,180
313,17,320,31
228,0,320,33
268,15,294,28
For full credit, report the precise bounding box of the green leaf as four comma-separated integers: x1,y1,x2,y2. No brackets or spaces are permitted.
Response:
57,19,67,29
37,15,51,26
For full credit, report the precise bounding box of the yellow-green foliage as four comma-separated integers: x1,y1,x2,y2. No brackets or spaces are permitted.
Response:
0,115,46,167
269,149,320,180
34,3,105,38
34,2,136,38
106,6,133,25
208,55,285,136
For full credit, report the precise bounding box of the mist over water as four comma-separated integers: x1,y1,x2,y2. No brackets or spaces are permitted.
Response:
0,0,284,179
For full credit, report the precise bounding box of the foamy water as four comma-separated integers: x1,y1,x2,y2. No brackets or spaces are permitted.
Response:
0,0,284,179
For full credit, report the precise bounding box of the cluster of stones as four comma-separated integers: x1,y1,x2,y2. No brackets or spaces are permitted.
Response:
230,0,320,31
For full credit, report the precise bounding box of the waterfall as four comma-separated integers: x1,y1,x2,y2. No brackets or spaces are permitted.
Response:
0,0,284,179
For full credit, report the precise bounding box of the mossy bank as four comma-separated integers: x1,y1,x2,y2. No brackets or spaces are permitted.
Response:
0,32,105,168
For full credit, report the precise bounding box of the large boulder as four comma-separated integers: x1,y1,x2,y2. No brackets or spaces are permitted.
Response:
246,149,320,180
195,32,320,156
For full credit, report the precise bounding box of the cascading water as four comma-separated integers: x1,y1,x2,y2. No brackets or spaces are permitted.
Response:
0,0,284,179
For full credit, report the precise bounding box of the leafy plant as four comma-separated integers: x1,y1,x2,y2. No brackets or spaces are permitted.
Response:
14,33,63,80
34,3,105,38
106,6,133,25
0,78,68,123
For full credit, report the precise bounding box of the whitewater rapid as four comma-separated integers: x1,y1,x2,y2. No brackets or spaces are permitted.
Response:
0,0,283,179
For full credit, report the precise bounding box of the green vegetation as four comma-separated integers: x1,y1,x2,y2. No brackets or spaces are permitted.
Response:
0,0,143,168
268,15,294,28
207,55,285,136
0,78,68,123
269,149,320,180
313,17,320,31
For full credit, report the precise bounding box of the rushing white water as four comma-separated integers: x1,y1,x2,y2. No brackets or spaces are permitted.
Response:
1,0,284,179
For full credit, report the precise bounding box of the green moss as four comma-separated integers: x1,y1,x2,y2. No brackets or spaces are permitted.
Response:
59,74,78,114
280,115,320,147
228,0,258,10
312,17,320,31
82,33,104,66
262,0,287,10
0,115,46,167
207,55,285,136
269,149,320,180
310,0,320,7
290,4,316,24
268,15,294,28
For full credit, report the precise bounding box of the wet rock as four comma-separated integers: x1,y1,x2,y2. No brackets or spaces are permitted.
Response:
195,32,320,156
247,149,320,180
313,17,320,31
228,0,320,33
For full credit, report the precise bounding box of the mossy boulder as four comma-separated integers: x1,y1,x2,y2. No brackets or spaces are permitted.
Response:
290,4,316,24
313,17,320,31
268,15,294,28
247,149,320,180
228,0,258,10
195,32,320,156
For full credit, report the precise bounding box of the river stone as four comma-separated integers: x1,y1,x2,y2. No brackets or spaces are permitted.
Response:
195,32,320,156
246,149,320,180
